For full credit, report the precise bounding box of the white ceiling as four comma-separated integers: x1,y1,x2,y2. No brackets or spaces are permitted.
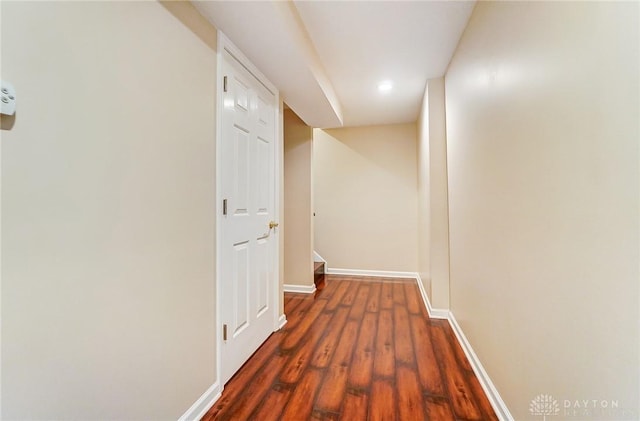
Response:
194,1,475,128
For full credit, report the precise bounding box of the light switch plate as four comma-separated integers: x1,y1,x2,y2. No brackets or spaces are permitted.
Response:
1,80,16,115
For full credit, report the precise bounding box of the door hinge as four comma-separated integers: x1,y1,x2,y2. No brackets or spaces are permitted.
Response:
223,324,228,341
223,76,228,93
223,199,228,216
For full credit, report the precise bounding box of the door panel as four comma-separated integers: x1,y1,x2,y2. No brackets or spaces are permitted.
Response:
256,137,270,213
232,128,250,215
231,240,249,337
220,48,278,385
255,237,269,315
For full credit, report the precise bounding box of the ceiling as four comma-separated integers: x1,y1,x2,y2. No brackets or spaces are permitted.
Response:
194,1,475,128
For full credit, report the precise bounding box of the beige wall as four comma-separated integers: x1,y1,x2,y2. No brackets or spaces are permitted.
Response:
284,109,314,287
445,1,639,419
1,2,217,419
428,78,450,310
314,124,418,272
417,85,431,297
417,77,451,308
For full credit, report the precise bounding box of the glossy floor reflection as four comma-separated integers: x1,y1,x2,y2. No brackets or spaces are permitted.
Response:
203,275,497,420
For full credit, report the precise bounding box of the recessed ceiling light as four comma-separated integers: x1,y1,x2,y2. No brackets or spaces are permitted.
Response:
378,81,393,92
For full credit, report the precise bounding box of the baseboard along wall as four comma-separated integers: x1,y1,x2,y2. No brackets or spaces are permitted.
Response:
327,267,513,421
283,283,316,294
178,382,221,421
182,269,513,421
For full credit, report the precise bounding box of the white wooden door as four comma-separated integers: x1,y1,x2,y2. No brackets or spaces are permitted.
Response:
219,47,278,385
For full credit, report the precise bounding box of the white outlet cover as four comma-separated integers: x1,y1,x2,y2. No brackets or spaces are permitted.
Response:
1,80,16,116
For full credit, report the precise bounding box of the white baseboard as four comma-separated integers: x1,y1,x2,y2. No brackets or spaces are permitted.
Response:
322,269,511,419
414,273,449,319
313,251,326,262
326,268,418,279
283,283,316,294
448,313,513,421
178,382,221,421
278,314,287,329
413,274,511,419
327,269,449,319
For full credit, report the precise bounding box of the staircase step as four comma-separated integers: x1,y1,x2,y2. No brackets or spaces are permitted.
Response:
314,261,325,287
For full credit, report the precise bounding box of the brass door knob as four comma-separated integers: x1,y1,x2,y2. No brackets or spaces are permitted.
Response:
269,221,279,229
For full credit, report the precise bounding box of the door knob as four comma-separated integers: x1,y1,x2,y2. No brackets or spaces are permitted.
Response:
269,221,279,229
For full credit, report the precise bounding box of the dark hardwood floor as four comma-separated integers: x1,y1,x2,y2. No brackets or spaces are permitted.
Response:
202,275,497,421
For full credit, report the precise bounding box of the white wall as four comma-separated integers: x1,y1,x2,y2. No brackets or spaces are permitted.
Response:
1,2,217,418
417,77,450,308
284,108,314,287
314,124,418,273
445,1,639,419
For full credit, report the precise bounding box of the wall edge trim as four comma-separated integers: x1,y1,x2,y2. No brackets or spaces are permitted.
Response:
447,313,514,421
178,382,221,421
283,284,316,294
326,268,417,279
278,314,288,329
414,273,450,319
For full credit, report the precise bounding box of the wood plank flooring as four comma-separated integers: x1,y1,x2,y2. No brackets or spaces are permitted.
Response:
202,275,497,421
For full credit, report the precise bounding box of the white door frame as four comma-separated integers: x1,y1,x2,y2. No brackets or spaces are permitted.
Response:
215,31,282,391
